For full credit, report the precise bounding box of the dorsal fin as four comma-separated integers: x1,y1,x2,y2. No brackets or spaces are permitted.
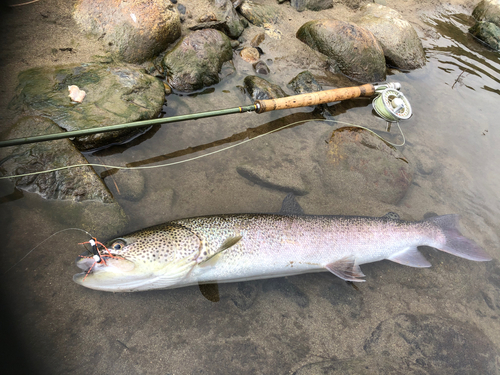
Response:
382,212,400,220
279,193,305,215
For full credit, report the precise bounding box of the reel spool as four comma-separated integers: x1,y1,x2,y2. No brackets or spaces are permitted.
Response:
372,88,412,123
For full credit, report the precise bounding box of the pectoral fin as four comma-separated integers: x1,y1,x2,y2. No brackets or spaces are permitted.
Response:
198,282,220,302
387,247,431,268
197,235,242,266
326,257,366,282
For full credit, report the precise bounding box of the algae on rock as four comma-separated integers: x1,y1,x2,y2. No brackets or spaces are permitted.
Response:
9,62,165,151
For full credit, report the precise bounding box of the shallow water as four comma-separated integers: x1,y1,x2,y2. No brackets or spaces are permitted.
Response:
1,9,500,375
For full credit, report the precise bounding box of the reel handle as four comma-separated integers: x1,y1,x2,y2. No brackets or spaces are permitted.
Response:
254,83,376,113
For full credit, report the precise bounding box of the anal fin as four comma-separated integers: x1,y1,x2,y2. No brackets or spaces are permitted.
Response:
387,247,431,268
326,257,366,282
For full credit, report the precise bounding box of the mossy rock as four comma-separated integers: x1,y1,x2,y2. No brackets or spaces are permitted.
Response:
9,62,165,151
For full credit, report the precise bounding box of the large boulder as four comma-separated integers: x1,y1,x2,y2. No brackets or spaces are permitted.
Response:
470,21,500,49
8,62,165,151
73,0,181,63
0,116,113,203
162,29,233,92
469,0,500,50
472,0,500,26
470,0,500,49
352,4,426,69
314,127,413,205
296,19,386,83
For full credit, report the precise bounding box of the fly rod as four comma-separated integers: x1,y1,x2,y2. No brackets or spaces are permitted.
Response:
0,82,410,148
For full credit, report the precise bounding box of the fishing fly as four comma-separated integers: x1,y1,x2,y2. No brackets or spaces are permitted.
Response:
78,237,124,281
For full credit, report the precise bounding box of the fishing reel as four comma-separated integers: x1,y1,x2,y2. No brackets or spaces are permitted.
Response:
372,83,412,123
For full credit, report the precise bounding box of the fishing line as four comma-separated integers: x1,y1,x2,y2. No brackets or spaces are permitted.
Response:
3,227,93,275
0,119,406,180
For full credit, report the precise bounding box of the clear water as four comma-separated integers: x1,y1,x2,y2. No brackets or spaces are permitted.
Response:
1,10,500,375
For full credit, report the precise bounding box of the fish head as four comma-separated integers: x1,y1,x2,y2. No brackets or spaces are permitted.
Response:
73,224,201,292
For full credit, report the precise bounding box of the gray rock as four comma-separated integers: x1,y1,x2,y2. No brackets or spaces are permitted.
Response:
236,162,309,196
296,19,386,83
353,4,426,69
288,71,323,94
472,0,500,27
73,0,181,63
162,29,233,92
243,75,287,100
252,60,270,75
8,62,165,151
0,116,113,203
290,0,333,13
470,21,500,50
239,0,282,27
214,0,246,38
314,127,413,205
288,71,331,114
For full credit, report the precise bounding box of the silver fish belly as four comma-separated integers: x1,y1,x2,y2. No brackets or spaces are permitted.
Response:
73,205,491,292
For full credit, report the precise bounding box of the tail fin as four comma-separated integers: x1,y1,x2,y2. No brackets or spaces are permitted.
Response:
426,215,492,261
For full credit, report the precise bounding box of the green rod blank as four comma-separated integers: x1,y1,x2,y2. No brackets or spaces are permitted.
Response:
0,105,258,148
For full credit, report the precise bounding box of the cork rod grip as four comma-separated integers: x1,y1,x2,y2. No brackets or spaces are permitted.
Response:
254,83,376,113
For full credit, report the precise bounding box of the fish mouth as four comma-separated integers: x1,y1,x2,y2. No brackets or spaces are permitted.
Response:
75,250,96,272
73,250,136,286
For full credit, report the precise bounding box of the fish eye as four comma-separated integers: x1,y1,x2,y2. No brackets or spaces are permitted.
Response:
110,239,126,251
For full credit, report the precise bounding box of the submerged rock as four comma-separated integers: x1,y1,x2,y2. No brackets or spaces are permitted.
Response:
243,75,287,100
162,29,233,92
252,60,270,75
470,21,500,50
0,117,113,203
290,0,333,13
288,71,323,95
9,62,165,151
240,47,260,63
239,0,282,26
315,127,413,205
472,0,500,26
296,19,386,82
214,0,245,38
470,0,500,49
353,4,426,69
288,71,330,114
73,0,181,63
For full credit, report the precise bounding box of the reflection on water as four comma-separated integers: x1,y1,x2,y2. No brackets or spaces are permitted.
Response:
1,10,500,375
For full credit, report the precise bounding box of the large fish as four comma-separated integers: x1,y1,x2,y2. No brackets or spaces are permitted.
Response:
74,195,492,292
